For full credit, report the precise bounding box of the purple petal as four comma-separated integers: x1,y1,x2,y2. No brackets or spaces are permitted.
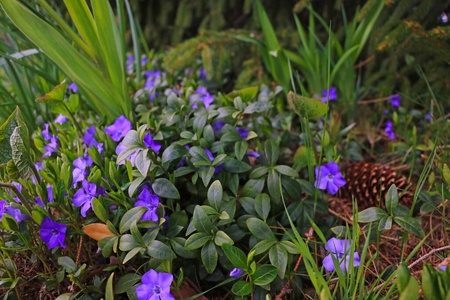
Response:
142,269,159,286
333,173,347,187
158,272,174,289
324,162,339,175
73,190,87,207
326,181,339,195
323,254,336,272
204,149,214,161
136,284,153,300
73,157,86,170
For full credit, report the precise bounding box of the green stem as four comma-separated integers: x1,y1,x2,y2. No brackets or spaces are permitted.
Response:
30,163,41,185
62,102,83,136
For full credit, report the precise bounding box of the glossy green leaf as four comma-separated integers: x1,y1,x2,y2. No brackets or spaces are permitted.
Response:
254,193,270,221
385,184,399,214
247,218,275,240
264,140,279,166
57,256,77,274
227,86,258,103
269,244,288,279
214,230,233,246
119,207,146,234
201,241,218,274
394,215,425,238
252,264,278,286
357,207,388,223
147,240,176,260
207,180,223,210
222,244,247,270
185,232,211,250
152,178,180,199
105,273,114,300
193,205,213,234
232,281,252,296
115,273,141,294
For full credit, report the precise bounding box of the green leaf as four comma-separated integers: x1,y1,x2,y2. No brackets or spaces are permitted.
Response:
267,169,281,202
254,193,270,221
385,184,399,214
152,178,180,199
0,107,28,165
1,215,19,232
57,256,77,273
264,140,279,166
242,178,265,197
394,215,425,238
10,126,31,180
122,247,142,264
399,276,419,300
231,281,252,296
121,130,140,147
421,264,441,300
252,265,278,286
397,263,411,293
227,86,258,103
357,207,388,223
105,273,114,300
147,240,176,259
35,80,67,103
223,159,252,173
119,207,146,234
234,141,248,161
222,244,247,270
128,176,146,197
134,149,151,177
247,218,275,240
250,166,270,179
193,205,213,234
378,216,393,231
185,232,211,250
117,145,142,164
92,197,109,223
201,241,218,274
162,144,188,163
287,91,328,119
99,236,119,257
214,230,233,246
207,180,223,210
119,234,139,251
115,273,141,294
275,165,299,177
269,244,288,279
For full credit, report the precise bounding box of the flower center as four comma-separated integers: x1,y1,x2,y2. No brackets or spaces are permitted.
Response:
328,174,334,180
152,285,161,295
51,228,59,236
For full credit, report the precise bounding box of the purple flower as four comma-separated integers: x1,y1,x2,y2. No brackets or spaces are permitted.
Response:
212,121,225,134
42,124,51,141
105,115,132,142
67,83,78,93
389,95,400,107
9,182,22,203
73,180,97,217
73,157,88,186
127,56,135,63
314,162,346,195
136,269,174,300
141,58,149,65
439,265,447,271
40,217,67,249
150,92,159,103
116,143,140,167
323,238,360,273
135,189,159,222
54,114,68,125
320,87,337,103
229,268,244,278
0,200,7,219
246,151,260,158
237,127,250,139
43,136,59,157
35,186,54,209
204,149,223,174
198,68,207,80
385,120,395,139
84,125,103,153
144,133,162,153
190,87,214,109
426,113,431,121
382,110,389,114
5,206,29,223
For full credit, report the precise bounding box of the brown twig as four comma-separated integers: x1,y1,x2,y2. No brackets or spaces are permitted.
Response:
357,94,399,104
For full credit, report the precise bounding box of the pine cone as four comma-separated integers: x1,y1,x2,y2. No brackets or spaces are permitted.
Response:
338,162,414,211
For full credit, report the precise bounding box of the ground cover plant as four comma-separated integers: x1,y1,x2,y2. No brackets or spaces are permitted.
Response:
0,1,449,299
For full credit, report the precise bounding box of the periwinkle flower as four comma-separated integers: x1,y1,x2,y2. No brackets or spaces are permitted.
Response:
229,268,244,278
40,217,67,249
73,180,97,217
237,127,250,139
314,162,346,195
136,269,174,300
5,206,30,223
385,120,395,139
84,125,104,153
135,189,159,222
320,87,337,103
382,110,389,114
439,265,447,271
67,83,78,93
426,113,431,121
35,186,54,209
42,123,51,141
105,115,132,142
204,149,224,174
54,114,68,125
0,200,7,219
323,238,360,273
144,133,162,153
212,121,224,134
246,151,260,158
389,95,400,107
43,136,59,157
190,87,214,109
72,157,89,186
198,68,207,80
150,92,159,103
